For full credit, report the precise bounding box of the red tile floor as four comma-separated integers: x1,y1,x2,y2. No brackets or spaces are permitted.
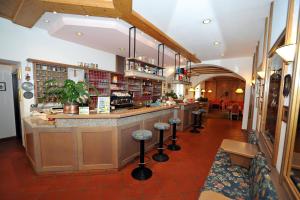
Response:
0,118,246,200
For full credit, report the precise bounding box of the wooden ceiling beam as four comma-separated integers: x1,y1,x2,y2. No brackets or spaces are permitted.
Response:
41,0,115,8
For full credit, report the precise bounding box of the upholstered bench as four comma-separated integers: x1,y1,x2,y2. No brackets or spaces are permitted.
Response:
200,149,278,200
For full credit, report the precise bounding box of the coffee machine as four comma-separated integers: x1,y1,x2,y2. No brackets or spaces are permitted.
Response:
110,92,133,109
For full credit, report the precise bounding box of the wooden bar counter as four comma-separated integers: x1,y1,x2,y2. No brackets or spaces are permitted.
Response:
23,106,175,174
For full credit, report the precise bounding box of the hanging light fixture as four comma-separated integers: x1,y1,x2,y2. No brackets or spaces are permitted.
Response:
235,80,244,94
235,88,244,94
275,43,296,62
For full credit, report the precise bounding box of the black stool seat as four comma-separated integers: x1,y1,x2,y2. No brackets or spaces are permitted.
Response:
153,122,170,162
131,129,153,180
168,118,181,151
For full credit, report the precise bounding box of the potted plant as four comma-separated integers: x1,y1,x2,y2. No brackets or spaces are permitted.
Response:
44,79,98,114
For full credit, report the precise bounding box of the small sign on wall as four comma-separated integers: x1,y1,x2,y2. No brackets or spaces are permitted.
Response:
0,82,6,91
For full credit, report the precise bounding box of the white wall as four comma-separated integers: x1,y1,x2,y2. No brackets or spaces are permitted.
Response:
0,65,16,139
189,57,253,130
0,18,116,119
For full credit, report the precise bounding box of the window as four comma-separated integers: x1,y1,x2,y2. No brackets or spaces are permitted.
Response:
175,84,184,98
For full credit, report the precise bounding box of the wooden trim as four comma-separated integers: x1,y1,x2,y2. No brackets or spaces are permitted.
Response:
268,30,286,58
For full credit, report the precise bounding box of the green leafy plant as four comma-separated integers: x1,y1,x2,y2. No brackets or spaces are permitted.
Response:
165,90,178,99
44,79,98,106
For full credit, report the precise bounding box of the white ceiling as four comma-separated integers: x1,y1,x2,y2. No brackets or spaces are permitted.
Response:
36,13,180,67
133,0,271,60
35,0,271,65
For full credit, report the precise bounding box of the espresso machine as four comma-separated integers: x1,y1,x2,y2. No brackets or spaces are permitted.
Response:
110,92,133,109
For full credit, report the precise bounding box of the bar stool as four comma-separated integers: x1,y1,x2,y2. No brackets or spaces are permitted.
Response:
168,118,181,151
131,129,153,180
190,110,200,133
153,122,170,162
198,108,206,129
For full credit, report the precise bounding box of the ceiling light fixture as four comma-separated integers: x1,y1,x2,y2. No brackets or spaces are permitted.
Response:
43,19,50,23
53,11,57,14
213,41,221,46
202,18,212,24
76,32,83,37
275,43,296,62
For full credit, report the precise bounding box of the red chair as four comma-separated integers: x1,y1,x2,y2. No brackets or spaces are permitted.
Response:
230,104,240,120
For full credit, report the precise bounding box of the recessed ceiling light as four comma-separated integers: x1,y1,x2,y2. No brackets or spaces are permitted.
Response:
53,11,57,14
213,41,221,46
76,32,83,36
43,19,50,23
202,18,212,24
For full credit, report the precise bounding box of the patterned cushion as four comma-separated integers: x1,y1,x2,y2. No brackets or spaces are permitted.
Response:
202,151,278,200
202,164,250,199
198,108,206,113
257,174,278,200
154,122,170,130
247,132,258,145
192,111,200,115
213,148,231,167
132,129,152,141
169,118,181,125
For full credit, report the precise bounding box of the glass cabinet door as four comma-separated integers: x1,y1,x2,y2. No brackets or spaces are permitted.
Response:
263,54,283,150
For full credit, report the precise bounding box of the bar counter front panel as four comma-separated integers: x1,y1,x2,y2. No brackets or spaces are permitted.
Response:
23,106,174,173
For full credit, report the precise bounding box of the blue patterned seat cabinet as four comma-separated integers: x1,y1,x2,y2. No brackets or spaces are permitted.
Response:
247,132,258,145
132,129,152,141
201,151,278,200
154,122,170,130
169,118,181,125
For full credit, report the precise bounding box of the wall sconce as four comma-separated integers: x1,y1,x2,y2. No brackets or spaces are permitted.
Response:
257,70,265,79
201,89,206,93
251,79,256,85
275,43,296,62
207,89,212,93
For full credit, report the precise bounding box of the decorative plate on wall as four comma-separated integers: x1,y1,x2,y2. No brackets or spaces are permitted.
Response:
21,82,34,92
23,91,33,99
283,74,292,97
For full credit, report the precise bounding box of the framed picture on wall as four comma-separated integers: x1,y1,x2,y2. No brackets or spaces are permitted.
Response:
0,82,6,91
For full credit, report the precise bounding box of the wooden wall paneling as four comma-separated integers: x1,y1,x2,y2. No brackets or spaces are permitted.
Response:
76,126,117,170
38,127,78,172
143,116,160,150
118,121,142,167
24,123,36,168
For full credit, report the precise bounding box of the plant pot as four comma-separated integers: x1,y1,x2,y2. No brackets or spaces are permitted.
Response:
63,103,79,114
